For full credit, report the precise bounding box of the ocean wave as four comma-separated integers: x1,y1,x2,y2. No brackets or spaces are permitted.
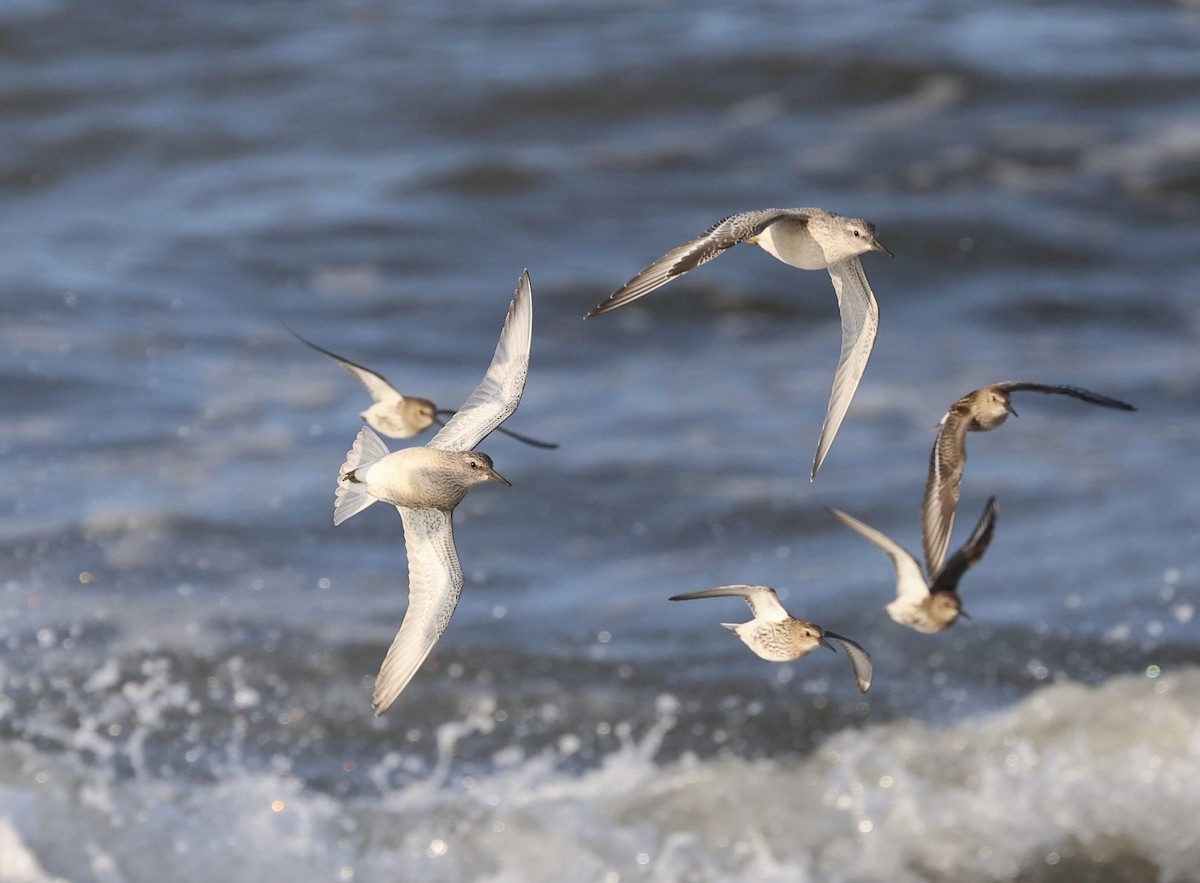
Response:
2,668,1196,882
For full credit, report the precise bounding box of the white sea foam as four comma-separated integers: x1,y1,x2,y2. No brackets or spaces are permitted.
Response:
2,669,1198,882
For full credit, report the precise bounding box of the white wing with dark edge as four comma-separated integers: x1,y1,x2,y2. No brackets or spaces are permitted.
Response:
669,584,789,622
285,324,404,405
827,507,929,606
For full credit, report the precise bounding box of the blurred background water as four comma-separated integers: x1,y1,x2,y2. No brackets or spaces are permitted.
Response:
2,1,1199,880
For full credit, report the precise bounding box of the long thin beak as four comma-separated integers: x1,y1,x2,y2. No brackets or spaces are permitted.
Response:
487,468,511,487
873,239,894,258
1006,403,1019,418
958,609,972,621
818,636,837,654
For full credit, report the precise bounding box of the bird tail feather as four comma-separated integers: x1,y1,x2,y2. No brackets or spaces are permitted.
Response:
334,427,390,525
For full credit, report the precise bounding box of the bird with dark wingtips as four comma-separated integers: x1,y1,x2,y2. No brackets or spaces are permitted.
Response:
830,497,998,634
922,382,1135,576
586,207,892,479
286,323,556,449
669,584,873,692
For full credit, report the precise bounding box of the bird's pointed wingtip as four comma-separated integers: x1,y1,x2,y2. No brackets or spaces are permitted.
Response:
512,269,533,308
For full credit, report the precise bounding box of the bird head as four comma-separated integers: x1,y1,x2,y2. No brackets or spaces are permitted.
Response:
461,451,510,487
846,219,893,259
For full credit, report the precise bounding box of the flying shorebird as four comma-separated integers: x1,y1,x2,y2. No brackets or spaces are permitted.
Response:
668,584,873,692
922,382,1136,576
285,324,556,449
829,497,998,634
334,271,535,715
585,208,892,479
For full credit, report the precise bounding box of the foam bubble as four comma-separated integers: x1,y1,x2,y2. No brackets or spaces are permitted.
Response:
2,669,1198,881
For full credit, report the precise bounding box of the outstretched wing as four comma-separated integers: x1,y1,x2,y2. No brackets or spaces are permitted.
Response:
993,382,1136,412
586,209,809,317
811,257,879,479
372,507,465,715
827,507,928,605
429,271,533,453
669,584,790,622
922,400,974,576
284,323,404,405
931,496,998,592
822,630,873,693
433,410,559,450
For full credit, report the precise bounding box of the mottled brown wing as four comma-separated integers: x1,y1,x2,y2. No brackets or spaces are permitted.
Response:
922,399,974,576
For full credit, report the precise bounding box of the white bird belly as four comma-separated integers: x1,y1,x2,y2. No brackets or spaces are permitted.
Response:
361,448,467,510
753,221,829,270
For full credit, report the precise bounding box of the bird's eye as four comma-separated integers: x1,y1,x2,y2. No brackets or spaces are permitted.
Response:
853,229,861,237
469,460,479,469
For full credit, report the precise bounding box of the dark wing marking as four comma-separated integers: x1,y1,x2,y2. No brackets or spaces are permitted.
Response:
669,584,789,622
931,496,998,592
993,382,1136,412
283,322,403,404
585,209,811,317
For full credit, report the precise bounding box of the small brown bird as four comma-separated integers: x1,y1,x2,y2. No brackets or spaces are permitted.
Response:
829,497,998,634
922,382,1135,576
669,584,873,692
585,207,892,479
285,324,556,449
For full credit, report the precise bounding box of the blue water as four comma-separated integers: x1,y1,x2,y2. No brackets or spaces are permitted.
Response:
2,1,1199,880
